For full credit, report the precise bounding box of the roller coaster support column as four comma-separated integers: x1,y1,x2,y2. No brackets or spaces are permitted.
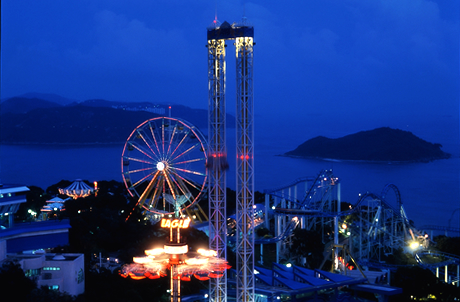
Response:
264,194,270,229
333,191,341,271
445,265,448,283
457,265,459,287
334,216,339,271
235,26,255,302
207,31,227,302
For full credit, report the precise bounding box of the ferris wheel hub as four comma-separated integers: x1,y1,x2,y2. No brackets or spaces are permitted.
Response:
157,161,166,171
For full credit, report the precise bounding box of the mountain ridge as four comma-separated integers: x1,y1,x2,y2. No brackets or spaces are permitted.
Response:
0,94,234,144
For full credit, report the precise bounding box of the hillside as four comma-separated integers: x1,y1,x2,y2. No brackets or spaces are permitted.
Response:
0,97,62,114
284,127,451,162
0,95,233,144
0,106,161,144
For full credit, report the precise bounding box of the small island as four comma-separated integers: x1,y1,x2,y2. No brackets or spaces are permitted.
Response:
284,127,451,163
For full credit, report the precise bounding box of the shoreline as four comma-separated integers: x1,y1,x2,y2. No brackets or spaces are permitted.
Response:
277,154,452,164
1,141,125,146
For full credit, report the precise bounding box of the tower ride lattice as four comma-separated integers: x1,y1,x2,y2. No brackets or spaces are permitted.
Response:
207,20,255,302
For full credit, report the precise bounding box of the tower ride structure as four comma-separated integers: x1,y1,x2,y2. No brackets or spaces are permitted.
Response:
207,19,255,302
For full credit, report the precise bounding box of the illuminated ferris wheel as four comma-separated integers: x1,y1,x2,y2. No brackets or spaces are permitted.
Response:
121,117,208,216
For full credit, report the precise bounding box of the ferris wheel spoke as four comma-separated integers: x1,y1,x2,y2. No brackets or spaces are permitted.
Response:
166,125,179,157
163,171,178,202
169,130,191,159
171,166,207,177
148,122,162,157
137,129,158,158
172,143,201,162
123,156,156,166
162,119,166,155
130,171,158,189
149,177,164,212
169,169,202,192
170,175,193,204
137,171,161,208
174,157,206,166
129,142,157,161
125,167,156,175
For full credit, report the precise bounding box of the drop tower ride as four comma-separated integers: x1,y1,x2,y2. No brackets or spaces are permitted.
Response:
207,19,255,302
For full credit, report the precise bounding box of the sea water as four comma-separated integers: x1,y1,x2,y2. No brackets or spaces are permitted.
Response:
1,115,459,230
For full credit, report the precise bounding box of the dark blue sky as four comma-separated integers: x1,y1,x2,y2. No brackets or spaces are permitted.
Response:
1,0,459,129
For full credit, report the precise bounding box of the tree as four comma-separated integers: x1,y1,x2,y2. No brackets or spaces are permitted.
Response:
392,266,460,301
290,229,325,268
28,286,76,302
15,186,48,222
434,236,460,257
0,260,36,302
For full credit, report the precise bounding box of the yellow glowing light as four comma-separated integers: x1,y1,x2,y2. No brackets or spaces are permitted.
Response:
160,218,191,229
185,258,208,265
145,248,164,256
164,245,188,254
197,249,217,257
410,241,419,249
133,256,153,264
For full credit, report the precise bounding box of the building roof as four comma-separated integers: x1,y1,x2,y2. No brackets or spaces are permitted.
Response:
0,220,71,253
0,184,29,195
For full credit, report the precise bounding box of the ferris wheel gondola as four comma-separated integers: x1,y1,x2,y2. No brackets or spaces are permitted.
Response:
121,117,208,216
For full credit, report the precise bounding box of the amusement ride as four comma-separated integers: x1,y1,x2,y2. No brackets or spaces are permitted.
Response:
118,17,459,302
121,117,208,219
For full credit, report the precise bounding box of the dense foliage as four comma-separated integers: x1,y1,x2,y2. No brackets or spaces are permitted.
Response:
391,266,460,301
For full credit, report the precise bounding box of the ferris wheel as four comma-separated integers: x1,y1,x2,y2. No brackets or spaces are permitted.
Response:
121,117,208,216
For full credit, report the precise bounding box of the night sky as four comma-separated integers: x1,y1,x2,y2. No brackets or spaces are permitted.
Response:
1,0,459,136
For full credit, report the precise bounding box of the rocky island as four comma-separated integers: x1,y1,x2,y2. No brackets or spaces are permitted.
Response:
284,127,451,163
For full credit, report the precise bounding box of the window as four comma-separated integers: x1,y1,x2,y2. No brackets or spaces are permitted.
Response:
77,269,84,284
25,269,40,278
48,285,59,291
43,267,60,271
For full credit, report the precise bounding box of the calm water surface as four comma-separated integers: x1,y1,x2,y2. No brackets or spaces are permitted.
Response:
1,116,459,230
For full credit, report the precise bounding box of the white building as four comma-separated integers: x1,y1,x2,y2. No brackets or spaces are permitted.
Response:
1,242,85,297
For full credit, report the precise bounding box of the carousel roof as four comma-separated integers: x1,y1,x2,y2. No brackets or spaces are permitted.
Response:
42,202,65,212
46,197,67,203
58,179,94,199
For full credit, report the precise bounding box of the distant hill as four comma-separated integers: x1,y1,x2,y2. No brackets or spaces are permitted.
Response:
1,97,62,114
14,92,79,106
78,99,235,128
0,95,235,144
284,127,451,162
0,105,161,144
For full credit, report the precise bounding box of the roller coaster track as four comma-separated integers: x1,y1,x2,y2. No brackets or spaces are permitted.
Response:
267,175,418,263
227,217,299,245
358,250,460,285
415,250,460,267
419,225,460,234
264,173,459,285
265,169,339,211
254,217,299,244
